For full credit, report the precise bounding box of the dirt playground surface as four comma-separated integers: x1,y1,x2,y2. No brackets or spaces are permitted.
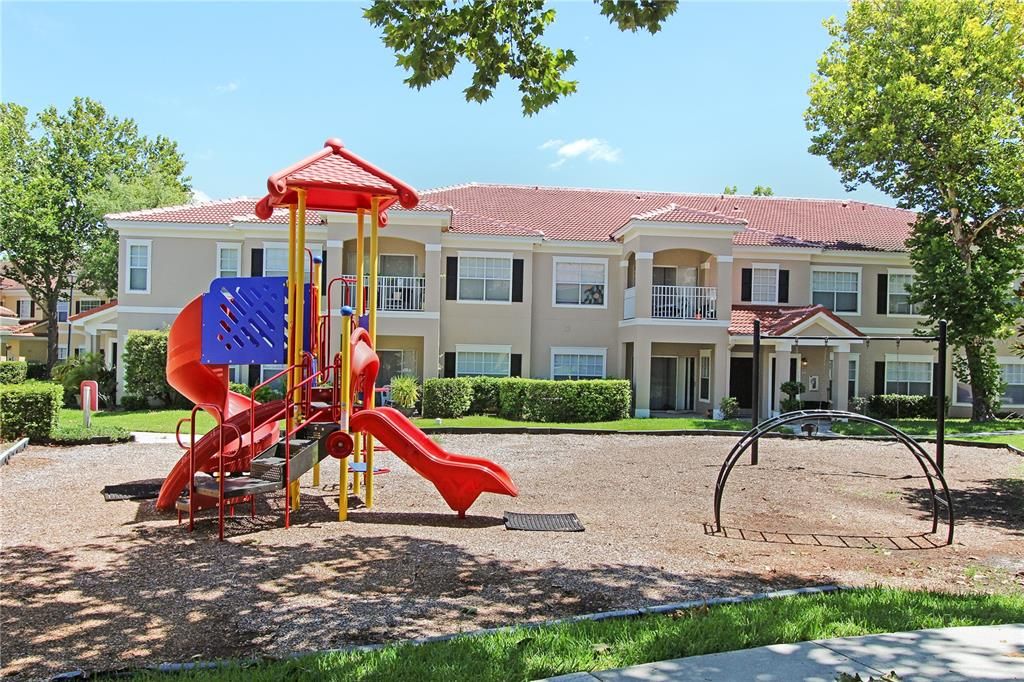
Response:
2,433,1022,679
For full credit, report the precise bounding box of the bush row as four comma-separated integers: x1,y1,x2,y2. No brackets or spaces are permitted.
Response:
422,377,631,423
0,380,63,440
0,360,27,385
866,393,950,419
123,331,186,408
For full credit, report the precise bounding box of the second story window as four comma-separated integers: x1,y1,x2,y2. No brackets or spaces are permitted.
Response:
458,255,511,302
56,300,69,323
126,240,151,293
887,272,921,315
554,258,607,307
16,299,33,319
751,265,778,303
265,247,289,278
812,269,860,313
77,300,104,314
217,244,241,278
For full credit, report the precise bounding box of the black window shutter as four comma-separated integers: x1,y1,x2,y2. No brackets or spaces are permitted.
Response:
510,354,522,377
251,248,264,277
74,301,80,315
30,301,36,317
874,362,886,395
740,268,752,302
789,357,798,382
443,352,456,377
877,273,888,314
511,259,524,302
248,364,260,388
321,250,328,288
778,270,790,303
445,257,458,300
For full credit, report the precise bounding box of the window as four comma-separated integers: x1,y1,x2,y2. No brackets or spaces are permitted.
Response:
848,356,859,400
217,244,241,278
57,346,68,361
260,364,287,390
127,240,151,293
551,348,605,379
56,300,69,323
956,360,1024,406
456,348,511,377
888,272,921,315
699,351,711,402
886,360,932,396
554,258,607,306
77,299,104,313
264,245,314,281
378,349,418,387
751,265,778,304
379,254,416,276
228,365,241,384
16,299,32,319
653,266,676,286
458,255,512,302
812,269,860,313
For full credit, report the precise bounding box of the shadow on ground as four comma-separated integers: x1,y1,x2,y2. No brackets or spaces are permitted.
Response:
906,477,1024,537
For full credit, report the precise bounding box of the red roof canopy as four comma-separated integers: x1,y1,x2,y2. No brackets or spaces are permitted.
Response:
255,138,419,226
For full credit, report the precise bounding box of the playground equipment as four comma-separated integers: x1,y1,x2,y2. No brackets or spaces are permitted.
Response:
712,319,955,545
155,139,518,538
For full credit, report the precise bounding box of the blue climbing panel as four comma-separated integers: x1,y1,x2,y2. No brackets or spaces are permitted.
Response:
200,277,313,365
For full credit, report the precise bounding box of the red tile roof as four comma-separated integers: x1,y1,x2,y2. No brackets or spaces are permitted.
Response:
421,184,916,250
0,321,40,336
69,300,117,322
728,304,864,337
0,306,15,317
628,203,748,226
106,198,324,226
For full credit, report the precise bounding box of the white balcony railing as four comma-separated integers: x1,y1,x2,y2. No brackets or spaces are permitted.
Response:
346,275,426,312
651,285,717,320
623,287,636,319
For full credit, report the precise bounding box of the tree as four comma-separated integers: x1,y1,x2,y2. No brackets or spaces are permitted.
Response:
722,185,738,195
364,0,679,115
0,98,189,370
752,185,774,196
805,0,1024,421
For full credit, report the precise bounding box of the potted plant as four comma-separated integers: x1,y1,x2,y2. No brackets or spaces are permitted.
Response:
780,380,806,413
389,374,421,417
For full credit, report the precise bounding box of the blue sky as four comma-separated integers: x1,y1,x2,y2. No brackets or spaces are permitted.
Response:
2,1,893,205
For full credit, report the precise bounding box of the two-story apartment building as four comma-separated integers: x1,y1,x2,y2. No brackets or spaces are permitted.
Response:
105,184,1024,418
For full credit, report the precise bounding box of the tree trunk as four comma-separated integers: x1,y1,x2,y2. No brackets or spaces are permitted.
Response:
965,339,997,422
44,294,60,373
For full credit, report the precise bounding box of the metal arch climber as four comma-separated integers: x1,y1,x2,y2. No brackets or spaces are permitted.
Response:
712,409,955,545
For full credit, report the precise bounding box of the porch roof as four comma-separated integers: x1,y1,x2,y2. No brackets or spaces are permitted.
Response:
728,304,864,338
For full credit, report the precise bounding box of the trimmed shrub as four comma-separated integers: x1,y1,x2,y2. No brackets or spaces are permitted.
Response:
464,376,502,414
120,394,150,411
422,378,473,419
719,396,740,420
25,361,48,380
868,393,950,419
48,423,132,444
123,331,181,407
229,382,252,397
497,379,631,423
0,360,28,385
0,380,63,440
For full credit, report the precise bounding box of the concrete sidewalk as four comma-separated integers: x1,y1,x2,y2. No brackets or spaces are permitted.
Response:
543,624,1024,681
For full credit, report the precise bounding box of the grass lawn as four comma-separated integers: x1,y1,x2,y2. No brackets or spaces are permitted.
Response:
413,415,751,431
134,588,1024,681
830,418,1024,437
58,408,217,435
966,434,1024,450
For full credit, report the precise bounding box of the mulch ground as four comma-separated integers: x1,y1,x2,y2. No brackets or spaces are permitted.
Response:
1,434,1022,679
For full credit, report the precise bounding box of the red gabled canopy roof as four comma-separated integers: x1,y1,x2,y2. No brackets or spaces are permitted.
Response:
728,304,864,337
255,138,419,226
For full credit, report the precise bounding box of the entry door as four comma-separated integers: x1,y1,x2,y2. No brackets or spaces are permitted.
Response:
729,357,754,409
681,357,696,411
651,357,678,411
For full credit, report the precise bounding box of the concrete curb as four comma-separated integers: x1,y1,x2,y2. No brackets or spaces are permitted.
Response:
48,585,845,680
0,437,29,465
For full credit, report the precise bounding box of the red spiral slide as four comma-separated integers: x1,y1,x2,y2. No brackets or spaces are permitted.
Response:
155,296,280,511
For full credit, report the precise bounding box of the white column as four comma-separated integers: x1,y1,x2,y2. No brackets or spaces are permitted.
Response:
713,343,729,413
833,346,851,412
774,343,792,414
633,338,652,417
715,255,734,321
635,252,653,319
423,244,442,313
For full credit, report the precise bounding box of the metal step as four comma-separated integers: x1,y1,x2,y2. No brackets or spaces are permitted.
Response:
299,421,341,439
191,472,281,499
249,438,321,484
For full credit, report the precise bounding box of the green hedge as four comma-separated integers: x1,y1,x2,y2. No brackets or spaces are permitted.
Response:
123,330,183,407
868,393,949,419
25,361,48,380
422,378,473,418
497,379,631,423
465,376,502,414
0,360,28,385
0,380,63,440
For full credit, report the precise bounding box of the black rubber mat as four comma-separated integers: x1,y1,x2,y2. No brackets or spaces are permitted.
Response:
102,479,164,501
504,512,584,532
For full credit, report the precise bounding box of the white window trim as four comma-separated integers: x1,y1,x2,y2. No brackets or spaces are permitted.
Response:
456,251,513,305
810,265,862,316
125,239,152,294
954,356,1024,407
698,349,712,403
884,354,934,395
550,346,607,379
848,353,860,399
750,262,780,305
552,256,608,309
261,241,323,278
886,268,924,318
454,344,513,377
216,242,242,279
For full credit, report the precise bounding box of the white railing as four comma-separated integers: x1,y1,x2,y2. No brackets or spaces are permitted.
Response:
347,275,426,311
651,285,717,320
623,287,636,319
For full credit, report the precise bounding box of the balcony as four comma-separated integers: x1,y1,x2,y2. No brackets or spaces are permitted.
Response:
651,285,717,320
346,275,426,312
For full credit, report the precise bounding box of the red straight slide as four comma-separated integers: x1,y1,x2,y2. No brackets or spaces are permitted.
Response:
155,295,280,511
349,406,518,517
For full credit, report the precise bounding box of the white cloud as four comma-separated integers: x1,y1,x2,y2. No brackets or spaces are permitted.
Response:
214,81,240,93
541,137,622,169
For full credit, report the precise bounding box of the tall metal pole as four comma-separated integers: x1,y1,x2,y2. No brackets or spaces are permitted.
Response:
936,319,947,472
751,319,761,466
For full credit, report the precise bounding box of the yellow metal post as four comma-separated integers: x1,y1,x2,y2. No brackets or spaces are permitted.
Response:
286,203,298,513
352,209,365,496
339,311,352,521
312,250,322,488
291,190,308,513
365,196,380,508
